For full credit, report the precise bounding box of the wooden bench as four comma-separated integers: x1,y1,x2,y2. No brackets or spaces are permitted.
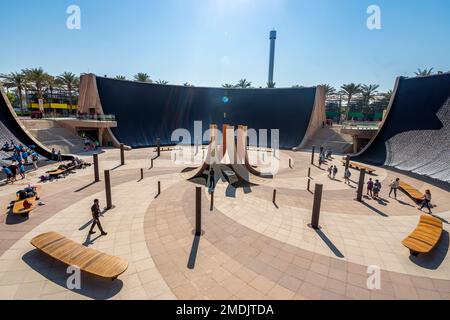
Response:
341,160,376,174
31,232,128,280
47,165,76,178
399,181,424,202
402,215,443,256
12,196,37,216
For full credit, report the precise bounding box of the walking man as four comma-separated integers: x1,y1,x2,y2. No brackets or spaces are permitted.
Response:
209,167,216,190
389,178,400,199
332,165,338,180
89,199,107,236
367,178,374,198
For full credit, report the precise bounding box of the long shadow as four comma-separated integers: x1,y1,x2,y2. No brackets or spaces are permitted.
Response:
74,181,97,193
396,199,415,207
5,210,29,225
315,229,345,258
187,235,201,269
312,164,327,171
110,164,123,171
225,184,236,198
409,231,449,270
361,201,389,217
22,249,123,299
83,233,104,247
78,209,111,231
430,214,449,225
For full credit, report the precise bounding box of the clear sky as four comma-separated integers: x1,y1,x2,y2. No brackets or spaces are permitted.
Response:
1,0,449,91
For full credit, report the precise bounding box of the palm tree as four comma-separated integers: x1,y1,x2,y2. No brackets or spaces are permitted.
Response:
320,84,336,97
382,90,393,102
235,78,252,89
45,75,61,104
23,67,50,102
0,72,28,113
361,84,380,105
266,82,276,88
57,72,79,113
134,73,152,83
155,79,169,85
415,68,434,76
340,83,362,121
222,83,235,88
115,75,126,80
183,82,194,87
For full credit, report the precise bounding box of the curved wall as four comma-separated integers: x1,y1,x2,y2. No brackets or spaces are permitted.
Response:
95,76,320,149
354,73,450,184
0,87,73,161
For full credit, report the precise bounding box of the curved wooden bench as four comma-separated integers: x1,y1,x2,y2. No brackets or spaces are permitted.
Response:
341,161,376,174
13,196,37,216
399,181,424,202
31,232,128,280
402,215,443,256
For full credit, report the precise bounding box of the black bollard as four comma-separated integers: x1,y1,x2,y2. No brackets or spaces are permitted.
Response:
150,158,154,169
140,168,144,180
210,191,214,211
93,153,99,182
120,143,125,165
273,189,277,203
104,170,112,210
195,187,202,236
307,178,311,192
157,181,161,196
311,146,315,165
356,169,366,202
157,138,161,157
309,184,323,229
308,167,311,178
289,158,293,169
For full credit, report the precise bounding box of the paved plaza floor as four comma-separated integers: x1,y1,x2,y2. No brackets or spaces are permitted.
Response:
0,147,449,300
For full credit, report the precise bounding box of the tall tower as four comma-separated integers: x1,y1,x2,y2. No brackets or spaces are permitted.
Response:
268,30,277,87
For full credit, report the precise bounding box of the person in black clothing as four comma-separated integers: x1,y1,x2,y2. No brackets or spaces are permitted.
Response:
8,163,17,182
89,199,107,236
209,167,216,190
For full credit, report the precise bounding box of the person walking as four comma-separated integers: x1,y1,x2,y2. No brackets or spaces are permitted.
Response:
327,165,333,178
344,168,351,185
367,178,374,198
332,165,338,180
19,162,26,179
31,152,39,170
51,148,56,161
2,166,13,184
419,190,433,214
208,167,216,190
89,199,107,236
389,178,400,199
57,150,62,162
373,180,382,199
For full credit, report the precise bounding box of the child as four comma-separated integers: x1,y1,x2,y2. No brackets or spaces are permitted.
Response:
367,178,374,197
344,169,351,185
373,180,382,199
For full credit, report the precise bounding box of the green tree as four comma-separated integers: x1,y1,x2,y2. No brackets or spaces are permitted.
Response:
134,73,152,82
320,84,336,97
156,79,169,85
414,68,434,76
57,72,79,112
22,67,51,102
235,78,252,89
6,91,16,106
0,72,28,113
115,75,126,80
222,83,234,88
340,83,362,120
381,90,393,102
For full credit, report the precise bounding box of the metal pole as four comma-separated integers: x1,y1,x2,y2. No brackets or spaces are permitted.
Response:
150,158,154,169
158,181,161,196
210,191,214,211
104,170,112,209
273,189,277,203
308,167,311,178
195,187,202,236
140,168,144,180
120,143,125,165
157,138,161,157
289,158,292,169
309,184,323,229
356,169,366,202
93,153,99,182
311,146,315,165
307,178,311,192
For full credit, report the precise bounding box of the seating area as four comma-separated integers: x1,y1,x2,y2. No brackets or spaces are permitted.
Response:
31,232,129,280
399,181,425,202
341,160,376,174
12,195,37,216
402,215,443,256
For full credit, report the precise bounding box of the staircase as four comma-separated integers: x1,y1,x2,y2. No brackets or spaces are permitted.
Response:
301,125,353,155
21,119,86,154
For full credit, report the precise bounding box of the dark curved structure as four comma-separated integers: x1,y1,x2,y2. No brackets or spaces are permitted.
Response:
95,77,322,149
354,73,450,184
0,88,73,162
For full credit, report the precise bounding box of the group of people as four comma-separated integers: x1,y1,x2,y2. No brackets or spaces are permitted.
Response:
50,148,63,162
16,184,39,200
318,147,333,168
367,177,434,214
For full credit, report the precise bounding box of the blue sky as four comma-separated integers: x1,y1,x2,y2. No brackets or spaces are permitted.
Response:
1,0,449,91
